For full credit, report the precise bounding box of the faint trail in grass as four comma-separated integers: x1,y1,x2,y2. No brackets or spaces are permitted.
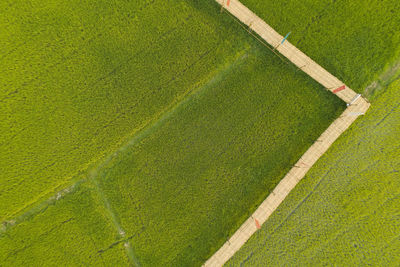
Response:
86,47,250,265
0,33,238,228
0,40,28,62
0,126,27,147
0,180,83,233
379,230,400,254
89,236,107,266
89,173,140,267
239,252,253,267
364,59,400,100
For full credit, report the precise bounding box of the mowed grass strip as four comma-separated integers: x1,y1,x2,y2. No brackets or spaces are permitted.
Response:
241,0,400,93
0,0,249,220
95,40,344,265
228,77,400,266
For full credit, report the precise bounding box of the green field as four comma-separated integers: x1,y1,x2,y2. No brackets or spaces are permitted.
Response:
242,0,400,96
2,0,399,265
0,45,344,265
228,76,400,266
0,179,131,265
0,0,251,219
93,45,344,266
0,0,345,265
226,0,400,265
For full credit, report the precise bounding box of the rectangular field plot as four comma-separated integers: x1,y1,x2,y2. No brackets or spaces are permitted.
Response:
0,0,252,220
95,43,344,265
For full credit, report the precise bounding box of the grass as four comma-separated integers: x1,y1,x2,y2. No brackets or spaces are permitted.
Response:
5,0,396,265
0,0,249,220
94,43,344,266
241,0,400,94
0,180,130,265
228,76,400,266
0,0,346,265
0,39,344,267
224,1,400,265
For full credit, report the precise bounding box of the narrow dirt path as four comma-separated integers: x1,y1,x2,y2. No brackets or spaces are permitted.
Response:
204,1,370,266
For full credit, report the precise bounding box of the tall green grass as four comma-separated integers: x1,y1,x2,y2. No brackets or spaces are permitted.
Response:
0,0,347,265
0,0,247,220
241,0,400,93
94,42,343,265
0,180,130,265
228,77,400,266
226,1,400,265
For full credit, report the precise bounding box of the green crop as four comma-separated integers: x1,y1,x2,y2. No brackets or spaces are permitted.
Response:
0,39,344,266
93,43,343,266
0,0,249,220
0,179,130,265
3,0,397,266
241,0,400,94
0,0,344,265
226,1,400,265
228,76,400,266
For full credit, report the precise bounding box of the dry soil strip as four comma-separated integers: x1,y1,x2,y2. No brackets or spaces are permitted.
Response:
204,1,371,266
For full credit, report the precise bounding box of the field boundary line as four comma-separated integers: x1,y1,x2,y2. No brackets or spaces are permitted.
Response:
204,0,371,266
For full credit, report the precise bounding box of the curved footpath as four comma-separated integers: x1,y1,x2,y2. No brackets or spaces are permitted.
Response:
204,0,370,266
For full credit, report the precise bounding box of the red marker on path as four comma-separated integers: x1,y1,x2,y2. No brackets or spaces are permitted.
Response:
227,0,230,6
255,218,261,229
333,85,346,94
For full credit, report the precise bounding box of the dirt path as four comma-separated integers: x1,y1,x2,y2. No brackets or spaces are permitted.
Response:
204,1,370,266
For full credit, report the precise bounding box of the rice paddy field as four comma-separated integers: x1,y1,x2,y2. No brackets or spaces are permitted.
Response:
227,0,400,265
0,180,131,265
1,0,251,220
1,0,344,265
241,0,400,95
1,0,399,266
92,46,344,266
228,76,400,266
